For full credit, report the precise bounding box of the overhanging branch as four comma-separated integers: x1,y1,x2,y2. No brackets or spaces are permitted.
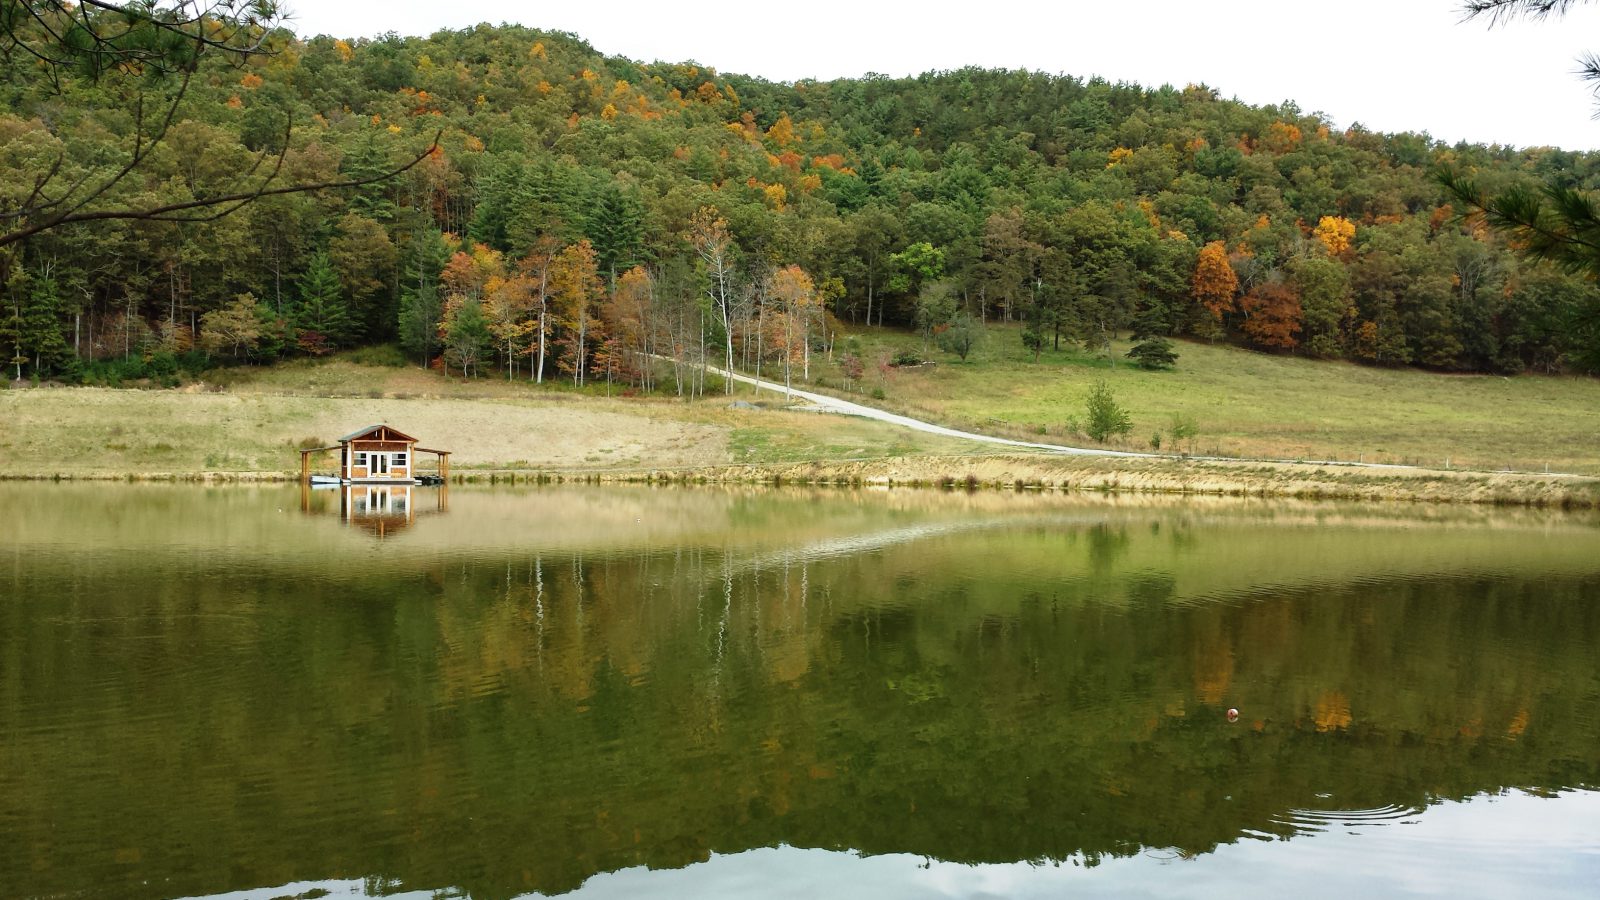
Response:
0,130,442,248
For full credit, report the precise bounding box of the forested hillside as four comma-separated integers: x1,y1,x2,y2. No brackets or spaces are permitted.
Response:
4,16,1600,387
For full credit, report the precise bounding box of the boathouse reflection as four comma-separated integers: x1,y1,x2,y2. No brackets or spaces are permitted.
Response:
299,482,449,537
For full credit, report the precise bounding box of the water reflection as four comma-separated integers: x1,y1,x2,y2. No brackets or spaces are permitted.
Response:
1,484,1598,899
296,481,450,538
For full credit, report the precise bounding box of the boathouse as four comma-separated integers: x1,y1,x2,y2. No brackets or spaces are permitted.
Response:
340,424,416,482
299,425,451,484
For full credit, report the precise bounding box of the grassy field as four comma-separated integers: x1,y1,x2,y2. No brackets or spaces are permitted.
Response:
5,334,1600,501
815,325,1600,475
0,357,979,477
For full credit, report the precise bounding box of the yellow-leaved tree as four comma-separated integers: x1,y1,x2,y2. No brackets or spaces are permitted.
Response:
1314,216,1356,257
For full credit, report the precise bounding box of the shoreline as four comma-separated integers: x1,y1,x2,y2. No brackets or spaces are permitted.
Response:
5,453,1597,510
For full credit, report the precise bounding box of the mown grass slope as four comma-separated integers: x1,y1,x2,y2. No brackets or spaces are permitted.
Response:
820,325,1600,474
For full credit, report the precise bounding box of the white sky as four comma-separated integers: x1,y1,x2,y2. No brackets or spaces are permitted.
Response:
284,0,1600,151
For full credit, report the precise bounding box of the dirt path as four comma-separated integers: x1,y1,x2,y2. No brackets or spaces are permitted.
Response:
708,363,1157,458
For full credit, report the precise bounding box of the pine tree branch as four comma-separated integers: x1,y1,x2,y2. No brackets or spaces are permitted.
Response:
1437,165,1600,279
0,131,442,249
1460,0,1589,26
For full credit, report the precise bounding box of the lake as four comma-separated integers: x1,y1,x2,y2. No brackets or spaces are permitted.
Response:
2,483,1598,898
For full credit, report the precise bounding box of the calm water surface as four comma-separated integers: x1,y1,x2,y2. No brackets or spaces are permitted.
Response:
2,483,1598,899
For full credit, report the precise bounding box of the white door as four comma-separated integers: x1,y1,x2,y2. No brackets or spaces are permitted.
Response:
371,453,389,476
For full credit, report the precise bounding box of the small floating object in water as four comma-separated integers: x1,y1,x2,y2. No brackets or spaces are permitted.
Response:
1226,708,1240,722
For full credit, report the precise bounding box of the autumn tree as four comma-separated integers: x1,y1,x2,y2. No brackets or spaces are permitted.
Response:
516,236,562,383
1,14,1594,382
1192,240,1239,325
550,239,603,386
604,265,654,389
0,2,439,252
768,264,816,394
1239,279,1303,350
199,292,264,361
484,272,533,379
689,206,737,391
1314,216,1356,257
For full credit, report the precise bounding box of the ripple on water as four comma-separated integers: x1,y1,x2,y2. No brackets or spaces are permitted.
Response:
1271,801,1430,835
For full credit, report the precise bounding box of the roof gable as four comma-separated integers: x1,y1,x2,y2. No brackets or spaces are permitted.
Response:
340,424,419,444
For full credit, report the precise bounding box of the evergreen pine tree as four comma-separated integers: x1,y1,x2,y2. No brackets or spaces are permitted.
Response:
468,161,517,251
585,181,645,282
21,273,74,377
505,162,562,254
341,134,398,222
294,251,354,350
1126,298,1179,370
1127,337,1179,370
398,228,450,366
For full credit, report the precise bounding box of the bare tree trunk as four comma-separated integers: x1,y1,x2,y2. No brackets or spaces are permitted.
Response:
753,300,764,395
783,309,793,402
575,314,587,387
697,307,707,399
536,305,546,384
802,310,811,381
865,259,873,328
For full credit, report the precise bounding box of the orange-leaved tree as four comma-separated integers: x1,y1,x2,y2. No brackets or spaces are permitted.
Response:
1239,280,1302,350
603,265,655,390
768,264,816,395
1192,240,1239,321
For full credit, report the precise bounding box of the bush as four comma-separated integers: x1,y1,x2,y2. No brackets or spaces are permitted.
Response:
892,349,923,367
346,344,408,368
839,351,865,387
936,312,984,360
1168,413,1200,452
1127,337,1179,370
77,350,209,388
1084,380,1132,443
